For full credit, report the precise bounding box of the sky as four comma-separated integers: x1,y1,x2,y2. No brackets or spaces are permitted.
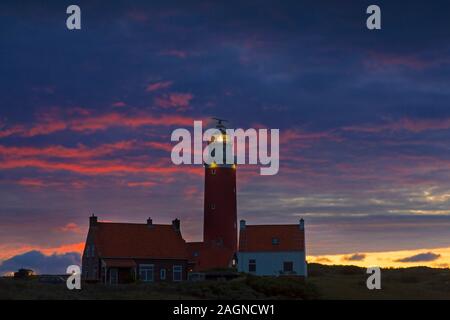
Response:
1,0,450,274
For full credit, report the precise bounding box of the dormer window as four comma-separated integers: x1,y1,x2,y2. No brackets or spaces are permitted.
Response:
272,237,280,245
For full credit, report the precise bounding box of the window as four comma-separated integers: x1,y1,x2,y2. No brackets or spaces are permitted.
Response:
85,245,90,257
248,259,256,272
272,237,280,245
283,261,293,272
211,169,216,175
173,265,183,281
160,268,166,280
193,251,199,257
139,264,154,282
110,268,118,284
210,203,215,210
91,245,95,257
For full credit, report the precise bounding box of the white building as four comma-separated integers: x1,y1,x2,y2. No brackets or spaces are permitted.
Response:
237,219,307,277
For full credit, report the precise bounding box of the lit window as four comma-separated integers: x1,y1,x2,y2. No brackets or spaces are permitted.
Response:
249,259,256,272
173,265,183,281
139,264,154,282
272,237,280,245
160,269,166,280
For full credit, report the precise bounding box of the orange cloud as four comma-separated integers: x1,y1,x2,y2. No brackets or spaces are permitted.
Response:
0,242,85,262
112,101,126,107
308,246,450,268
126,181,157,187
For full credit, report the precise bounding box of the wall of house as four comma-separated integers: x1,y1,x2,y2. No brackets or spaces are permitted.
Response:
134,259,188,282
81,229,100,280
237,251,307,277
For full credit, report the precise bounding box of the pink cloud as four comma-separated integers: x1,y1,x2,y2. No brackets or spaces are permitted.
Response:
58,222,83,234
126,181,157,188
154,93,194,111
160,50,188,58
0,111,199,138
365,52,450,71
0,157,204,177
16,178,45,187
146,81,173,92
343,117,450,133
112,101,126,108
0,141,136,159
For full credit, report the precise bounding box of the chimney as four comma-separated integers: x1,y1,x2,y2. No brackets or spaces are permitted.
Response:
172,218,180,232
89,214,98,227
147,217,153,226
240,219,246,230
299,218,305,231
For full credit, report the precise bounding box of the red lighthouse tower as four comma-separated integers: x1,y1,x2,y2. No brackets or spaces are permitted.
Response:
203,119,237,251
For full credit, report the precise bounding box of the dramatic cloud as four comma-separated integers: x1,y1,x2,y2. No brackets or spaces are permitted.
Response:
0,111,197,138
395,252,441,263
2,1,450,267
0,251,81,275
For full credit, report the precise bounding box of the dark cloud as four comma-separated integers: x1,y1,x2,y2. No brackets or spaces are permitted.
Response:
1,0,450,260
0,251,81,275
343,253,366,261
395,252,441,263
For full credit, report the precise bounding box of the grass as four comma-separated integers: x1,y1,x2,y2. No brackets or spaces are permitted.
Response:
1,264,450,300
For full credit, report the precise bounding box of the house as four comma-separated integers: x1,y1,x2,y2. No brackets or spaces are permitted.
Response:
82,215,189,284
14,268,34,278
237,219,307,277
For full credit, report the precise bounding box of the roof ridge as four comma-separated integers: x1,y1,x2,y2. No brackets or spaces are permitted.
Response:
98,222,174,226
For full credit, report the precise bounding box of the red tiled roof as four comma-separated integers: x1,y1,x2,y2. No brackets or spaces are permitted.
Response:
93,223,188,259
187,242,235,271
239,224,305,252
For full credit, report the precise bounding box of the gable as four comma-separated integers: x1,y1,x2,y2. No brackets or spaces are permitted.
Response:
239,224,305,252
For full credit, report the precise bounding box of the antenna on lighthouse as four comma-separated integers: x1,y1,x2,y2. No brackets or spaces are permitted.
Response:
212,117,228,131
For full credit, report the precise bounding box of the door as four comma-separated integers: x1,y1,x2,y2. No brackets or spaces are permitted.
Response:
110,268,118,285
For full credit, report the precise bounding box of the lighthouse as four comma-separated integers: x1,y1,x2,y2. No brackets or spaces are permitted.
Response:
203,119,237,251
